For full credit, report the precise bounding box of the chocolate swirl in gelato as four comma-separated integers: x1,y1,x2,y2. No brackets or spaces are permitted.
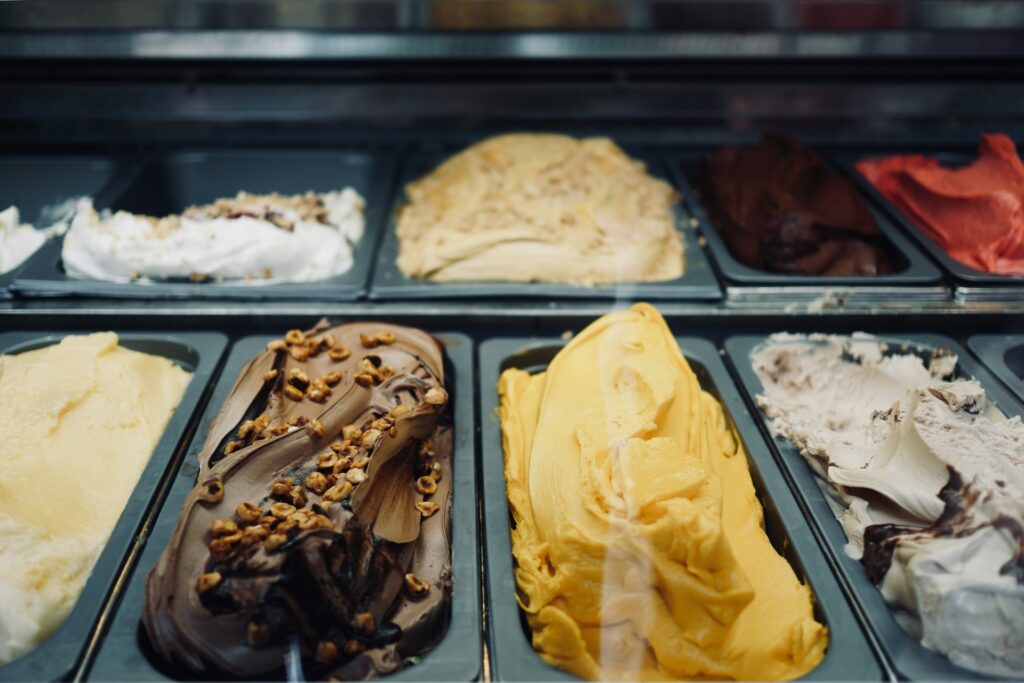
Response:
143,321,452,679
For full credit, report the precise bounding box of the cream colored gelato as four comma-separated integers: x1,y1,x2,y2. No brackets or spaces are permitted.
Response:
62,189,364,284
0,333,191,664
396,134,684,285
753,334,1024,677
0,206,46,274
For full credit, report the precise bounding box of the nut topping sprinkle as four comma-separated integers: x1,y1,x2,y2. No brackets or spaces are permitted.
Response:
198,478,224,504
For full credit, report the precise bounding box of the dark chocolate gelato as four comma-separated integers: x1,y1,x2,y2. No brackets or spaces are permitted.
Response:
695,135,894,276
143,321,452,679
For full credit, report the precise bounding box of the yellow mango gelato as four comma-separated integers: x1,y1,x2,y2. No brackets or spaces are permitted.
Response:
498,303,826,680
0,332,191,665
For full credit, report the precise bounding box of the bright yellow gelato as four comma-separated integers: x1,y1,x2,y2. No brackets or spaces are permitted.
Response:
498,303,827,680
0,332,191,664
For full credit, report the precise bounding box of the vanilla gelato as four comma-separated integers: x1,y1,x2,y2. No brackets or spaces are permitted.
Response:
397,134,684,285
753,334,1024,677
62,189,364,284
0,333,191,665
0,206,46,274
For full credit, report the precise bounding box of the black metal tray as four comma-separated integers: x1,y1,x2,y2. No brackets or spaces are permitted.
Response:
968,334,1024,404
369,148,722,302
478,336,883,682
0,154,124,298
86,331,481,682
0,330,226,682
669,150,947,303
725,332,1022,680
838,151,1024,302
13,148,399,301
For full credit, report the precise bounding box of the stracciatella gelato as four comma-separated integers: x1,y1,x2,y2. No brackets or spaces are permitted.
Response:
0,332,191,665
0,206,46,274
62,189,364,284
396,134,684,285
753,334,1024,677
498,304,826,680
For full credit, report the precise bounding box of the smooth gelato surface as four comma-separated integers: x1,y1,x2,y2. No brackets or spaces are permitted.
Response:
753,334,1024,677
0,332,191,665
696,135,893,276
498,303,826,680
0,206,45,274
396,134,684,285
62,189,365,284
144,321,452,679
856,133,1024,275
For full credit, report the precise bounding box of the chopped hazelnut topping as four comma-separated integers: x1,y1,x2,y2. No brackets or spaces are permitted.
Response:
424,387,448,406
237,420,256,439
307,386,329,403
316,452,338,470
346,468,367,485
343,639,365,655
270,501,297,519
415,476,437,495
286,415,309,427
428,461,443,481
389,404,411,418
360,331,397,348
268,424,291,436
224,440,242,455
309,419,326,439
353,372,374,387
289,346,311,362
288,486,308,508
263,369,279,382
305,471,329,494
254,414,271,432
259,515,277,527
328,345,351,361
370,417,392,432
404,573,430,597
208,533,243,559
315,641,338,665
354,612,376,635
287,367,310,389
235,502,262,524
415,501,440,518
376,331,397,345
360,428,382,448
359,333,378,348
199,478,224,504
247,621,272,647
341,425,362,441
418,439,435,459
352,455,370,470
332,457,353,475
196,572,222,593
271,477,294,497
264,533,287,552
267,339,287,352
323,480,354,502
210,519,239,537
329,439,349,454
321,371,343,387
242,525,269,543
284,329,306,346
283,385,304,401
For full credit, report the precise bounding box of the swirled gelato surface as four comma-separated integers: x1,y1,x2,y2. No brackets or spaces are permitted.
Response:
0,333,190,665
62,189,364,284
396,134,684,285
856,133,1024,275
144,321,452,679
753,334,1024,677
498,303,826,680
696,135,893,276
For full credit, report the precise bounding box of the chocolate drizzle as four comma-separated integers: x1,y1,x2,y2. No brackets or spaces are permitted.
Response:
143,320,453,679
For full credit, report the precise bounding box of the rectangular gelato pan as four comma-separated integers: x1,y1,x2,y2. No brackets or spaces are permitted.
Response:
724,332,1022,680
837,151,1024,302
86,330,481,682
12,148,399,301
478,336,884,682
369,149,722,302
0,330,226,682
0,154,124,298
968,334,1024,404
668,150,948,303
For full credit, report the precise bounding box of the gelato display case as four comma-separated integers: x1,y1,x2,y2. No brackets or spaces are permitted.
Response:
1,2,1023,681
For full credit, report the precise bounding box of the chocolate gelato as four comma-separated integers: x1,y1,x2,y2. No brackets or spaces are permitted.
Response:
143,322,453,679
695,135,894,276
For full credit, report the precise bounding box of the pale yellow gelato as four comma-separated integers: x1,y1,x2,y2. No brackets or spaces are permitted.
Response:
0,332,191,664
396,134,684,285
498,303,826,680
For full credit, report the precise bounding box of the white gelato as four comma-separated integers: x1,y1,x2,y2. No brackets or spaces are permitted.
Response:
61,188,365,284
752,334,1024,678
0,207,45,275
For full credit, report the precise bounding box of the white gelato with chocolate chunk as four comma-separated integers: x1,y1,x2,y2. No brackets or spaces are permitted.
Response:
61,189,365,284
0,206,46,274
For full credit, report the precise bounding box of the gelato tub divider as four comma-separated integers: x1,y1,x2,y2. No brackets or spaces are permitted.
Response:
667,150,949,304
12,147,401,302
968,334,1024,405
0,330,227,682
0,153,130,299
368,147,723,302
84,330,482,682
723,332,1024,681
478,336,884,682
836,151,1024,302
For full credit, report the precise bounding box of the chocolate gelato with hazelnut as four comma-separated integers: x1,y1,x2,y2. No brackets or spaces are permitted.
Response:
143,321,453,679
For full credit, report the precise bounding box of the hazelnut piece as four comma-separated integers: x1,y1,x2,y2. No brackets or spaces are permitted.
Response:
415,501,440,518
305,471,329,494
415,476,437,495
198,478,224,504
309,419,326,439
354,612,376,635
424,387,448,406
210,519,239,537
196,571,222,593
235,502,262,524
404,572,430,597
283,385,304,401
315,641,338,665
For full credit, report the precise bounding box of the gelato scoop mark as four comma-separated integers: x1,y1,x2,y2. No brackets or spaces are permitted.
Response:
396,133,684,285
856,133,1024,276
143,321,453,679
62,189,365,284
753,334,1024,677
0,333,191,665
498,303,826,681
695,135,893,276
